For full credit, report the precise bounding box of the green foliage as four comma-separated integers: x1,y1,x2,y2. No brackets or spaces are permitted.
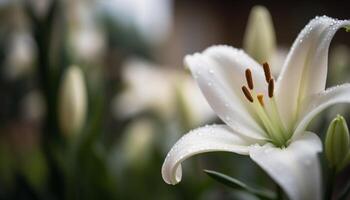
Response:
204,170,275,200
345,25,350,32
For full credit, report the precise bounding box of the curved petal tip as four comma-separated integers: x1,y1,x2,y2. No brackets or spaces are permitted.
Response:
161,125,252,185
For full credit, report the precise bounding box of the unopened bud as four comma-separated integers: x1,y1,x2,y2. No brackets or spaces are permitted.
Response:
325,115,350,172
58,65,87,137
243,5,276,64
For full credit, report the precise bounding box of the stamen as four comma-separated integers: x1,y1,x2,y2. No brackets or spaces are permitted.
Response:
245,69,254,90
268,79,274,98
257,94,264,107
242,86,254,102
263,62,272,82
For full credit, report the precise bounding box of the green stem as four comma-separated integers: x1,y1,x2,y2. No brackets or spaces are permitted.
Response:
325,168,335,200
26,0,64,198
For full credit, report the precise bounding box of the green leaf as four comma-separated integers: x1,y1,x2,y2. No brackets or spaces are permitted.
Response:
345,25,350,32
204,170,275,200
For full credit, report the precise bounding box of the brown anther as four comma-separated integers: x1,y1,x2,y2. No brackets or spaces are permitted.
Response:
245,69,254,90
242,86,254,102
263,62,272,83
268,78,274,98
257,94,264,107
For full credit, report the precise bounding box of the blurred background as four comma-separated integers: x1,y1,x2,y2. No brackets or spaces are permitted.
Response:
0,0,349,199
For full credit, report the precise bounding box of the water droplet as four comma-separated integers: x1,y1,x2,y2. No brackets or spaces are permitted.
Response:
304,159,312,166
264,148,272,154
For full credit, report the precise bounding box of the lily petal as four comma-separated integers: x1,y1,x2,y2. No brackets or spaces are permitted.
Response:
185,45,267,140
276,16,350,128
161,124,255,185
294,84,350,139
249,132,322,200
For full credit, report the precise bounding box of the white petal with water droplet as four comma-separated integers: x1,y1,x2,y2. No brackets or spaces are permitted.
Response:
185,45,268,140
294,83,350,139
276,16,350,130
161,124,256,185
249,132,322,200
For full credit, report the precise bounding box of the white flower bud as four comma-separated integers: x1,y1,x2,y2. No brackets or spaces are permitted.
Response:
58,66,87,136
243,5,276,64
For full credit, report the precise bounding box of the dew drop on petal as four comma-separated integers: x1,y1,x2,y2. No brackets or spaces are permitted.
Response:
304,159,312,166
264,148,272,154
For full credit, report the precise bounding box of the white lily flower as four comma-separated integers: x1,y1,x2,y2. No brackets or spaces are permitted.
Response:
162,16,350,200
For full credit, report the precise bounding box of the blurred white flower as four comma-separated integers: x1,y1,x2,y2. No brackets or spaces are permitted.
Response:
66,0,105,63
113,58,214,126
4,32,35,79
113,58,175,118
175,76,214,127
58,65,87,136
70,29,105,63
98,0,173,45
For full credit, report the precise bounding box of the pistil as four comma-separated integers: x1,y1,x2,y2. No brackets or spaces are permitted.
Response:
257,94,264,107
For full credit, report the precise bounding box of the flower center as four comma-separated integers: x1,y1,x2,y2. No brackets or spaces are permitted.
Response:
241,63,291,147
